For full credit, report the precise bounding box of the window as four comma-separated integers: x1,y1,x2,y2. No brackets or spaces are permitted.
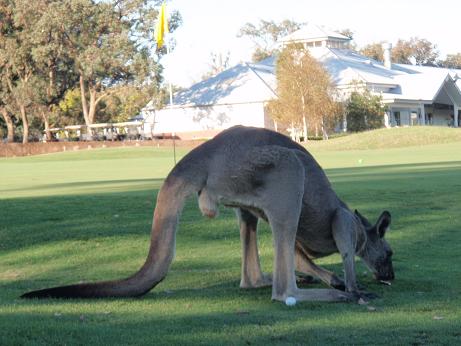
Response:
393,111,401,126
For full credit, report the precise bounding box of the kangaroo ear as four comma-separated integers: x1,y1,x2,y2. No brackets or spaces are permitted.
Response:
355,209,372,228
376,211,391,238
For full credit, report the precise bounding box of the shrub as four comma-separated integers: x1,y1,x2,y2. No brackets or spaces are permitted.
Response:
346,90,386,132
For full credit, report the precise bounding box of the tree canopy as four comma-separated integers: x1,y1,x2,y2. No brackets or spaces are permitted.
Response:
201,51,231,80
439,53,461,69
346,88,386,132
0,0,181,143
267,44,340,141
360,37,439,66
237,19,303,62
360,42,385,62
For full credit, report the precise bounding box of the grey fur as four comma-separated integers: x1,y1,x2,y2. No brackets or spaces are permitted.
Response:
21,126,394,302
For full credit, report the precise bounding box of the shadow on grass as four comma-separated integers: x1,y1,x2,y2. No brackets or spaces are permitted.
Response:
2,160,460,248
326,160,461,176
1,307,460,345
2,178,161,194
2,161,461,316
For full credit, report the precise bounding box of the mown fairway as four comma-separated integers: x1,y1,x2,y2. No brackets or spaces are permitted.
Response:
1,129,460,345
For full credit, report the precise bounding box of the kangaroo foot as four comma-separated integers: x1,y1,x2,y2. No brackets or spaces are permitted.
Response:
351,290,380,303
272,288,353,303
240,273,272,289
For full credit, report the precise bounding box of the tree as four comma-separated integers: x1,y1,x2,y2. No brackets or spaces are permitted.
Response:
360,38,439,66
337,28,354,40
0,1,15,142
45,0,140,139
411,37,438,66
346,88,386,132
55,88,84,126
439,53,461,69
392,37,438,65
0,107,15,142
267,44,339,141
201,51,231,79
391,39,413,64
0,0,45,143
237,19,303,62
360,42,384,62
0,0,181,142
0,76,16,140
337,28,356,50
98,85,158,123
67,0,180,139
0,0,79,143
29,0,80,141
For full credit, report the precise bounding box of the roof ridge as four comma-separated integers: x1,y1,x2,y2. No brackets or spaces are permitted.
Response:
325,47,366,83
246,62,278,98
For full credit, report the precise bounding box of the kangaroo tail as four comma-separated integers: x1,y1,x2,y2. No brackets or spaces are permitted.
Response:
21,173,199,299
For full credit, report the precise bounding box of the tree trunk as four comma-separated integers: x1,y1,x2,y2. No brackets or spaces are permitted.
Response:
290,122,296,141
302,115,308,142
41,110,52,142
301,94,308,142
88,87,97,124
79,74,90,123
322,118,329,140
79,74,93,140
1,108,14,143
19,104,29,144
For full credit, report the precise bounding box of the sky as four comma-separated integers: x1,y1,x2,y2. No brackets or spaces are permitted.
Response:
162,0,461,88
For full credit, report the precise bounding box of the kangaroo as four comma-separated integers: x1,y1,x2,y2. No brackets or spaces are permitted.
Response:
22,126,394,302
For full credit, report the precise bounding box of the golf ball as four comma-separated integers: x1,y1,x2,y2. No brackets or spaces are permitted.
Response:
285,296,296,306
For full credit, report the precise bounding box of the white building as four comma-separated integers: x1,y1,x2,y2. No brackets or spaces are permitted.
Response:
141,23,461,138
141,62,277,139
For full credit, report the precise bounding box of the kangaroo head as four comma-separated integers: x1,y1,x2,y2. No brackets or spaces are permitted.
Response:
355,210,394,282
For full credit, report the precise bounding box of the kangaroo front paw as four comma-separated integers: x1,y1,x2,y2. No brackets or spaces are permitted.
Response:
330,276,346,291
296,274,320,285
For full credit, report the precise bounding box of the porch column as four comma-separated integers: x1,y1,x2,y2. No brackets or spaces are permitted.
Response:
419,104,426,125
454,104,459,127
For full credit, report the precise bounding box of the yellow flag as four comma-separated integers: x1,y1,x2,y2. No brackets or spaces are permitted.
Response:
155,2,168,48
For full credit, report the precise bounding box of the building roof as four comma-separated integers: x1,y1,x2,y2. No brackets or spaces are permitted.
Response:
143,47,461,113
384,64,461,104
280,23,351,44
166,60,277,108
309,47,401,86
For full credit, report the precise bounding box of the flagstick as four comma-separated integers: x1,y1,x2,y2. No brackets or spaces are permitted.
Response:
167,42,173,107
166,39,176,165
156,2,176,165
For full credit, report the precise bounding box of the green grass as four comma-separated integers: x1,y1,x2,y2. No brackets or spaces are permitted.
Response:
306,126,461,151
1,130,461,345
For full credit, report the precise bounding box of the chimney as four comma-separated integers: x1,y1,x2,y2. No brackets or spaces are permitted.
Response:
382,42,392,69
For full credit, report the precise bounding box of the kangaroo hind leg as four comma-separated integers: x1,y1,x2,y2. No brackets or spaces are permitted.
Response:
237,208,271,288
